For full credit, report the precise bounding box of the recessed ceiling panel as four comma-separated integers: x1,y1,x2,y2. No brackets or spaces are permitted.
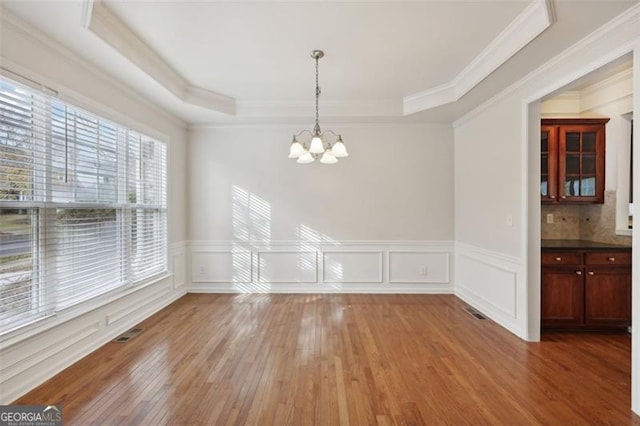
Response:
104,1,527,101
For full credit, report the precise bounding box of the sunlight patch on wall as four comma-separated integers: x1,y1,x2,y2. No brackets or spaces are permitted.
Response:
232,185,272,292
232,185,271,243
297,224,343,290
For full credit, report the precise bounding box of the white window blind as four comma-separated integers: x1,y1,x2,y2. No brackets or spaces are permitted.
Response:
0,76,168,334
126,131,167,282
0,80,43,329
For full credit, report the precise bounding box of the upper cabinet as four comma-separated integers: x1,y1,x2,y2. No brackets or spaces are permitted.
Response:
541,118,609,204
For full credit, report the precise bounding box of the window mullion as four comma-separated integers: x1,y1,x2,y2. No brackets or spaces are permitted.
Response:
42,207,58,314
118,128,131,286
34,93,52,316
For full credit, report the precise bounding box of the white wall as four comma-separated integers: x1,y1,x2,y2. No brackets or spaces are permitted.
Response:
189,124,453,241
187,124,455,293
454,100,523,256
0,13,188,403
453,5,640,343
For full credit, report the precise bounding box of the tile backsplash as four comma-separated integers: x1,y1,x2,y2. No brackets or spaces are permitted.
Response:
541,190,632,245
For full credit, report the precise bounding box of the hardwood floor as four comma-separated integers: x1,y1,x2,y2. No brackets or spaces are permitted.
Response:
15,294,640,425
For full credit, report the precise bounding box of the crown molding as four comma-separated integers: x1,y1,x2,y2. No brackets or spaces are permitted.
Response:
188,121,452,131
80,0,554,120
541,66,633,115
579,67,633,112
540,91,580,115
547,91,580,101
236,99,402,118
86,1,235,116
453,2,640,128
403,0,553,115
580,67,632,97
0,6,186,130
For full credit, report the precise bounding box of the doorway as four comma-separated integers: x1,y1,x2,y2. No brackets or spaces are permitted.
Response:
525,51,639,414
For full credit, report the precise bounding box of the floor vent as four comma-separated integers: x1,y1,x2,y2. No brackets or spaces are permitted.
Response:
113,327,144,343
464,306,487,320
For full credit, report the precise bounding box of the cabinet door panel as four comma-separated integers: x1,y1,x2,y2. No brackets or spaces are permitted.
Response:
541,268,584,327
585,269,631,327
557,124,605,203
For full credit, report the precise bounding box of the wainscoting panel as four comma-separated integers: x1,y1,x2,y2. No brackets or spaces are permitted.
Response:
187,241,454,293
257,251,318,283
322,251,383,283
388,251,450,283
454,242,524,338
0,321,100,383
1,273,186,404
171,248,186,289
191,249,252,283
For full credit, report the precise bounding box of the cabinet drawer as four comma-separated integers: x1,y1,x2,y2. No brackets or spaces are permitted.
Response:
585,252,631,266
541,252,581,265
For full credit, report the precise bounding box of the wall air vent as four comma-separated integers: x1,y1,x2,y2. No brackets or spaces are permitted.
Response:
463,306,487,320
113,327,144,343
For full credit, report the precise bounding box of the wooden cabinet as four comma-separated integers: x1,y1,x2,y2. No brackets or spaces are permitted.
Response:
541,118,609,204
541,248,631,330
584,260,632,328
541,266,584,327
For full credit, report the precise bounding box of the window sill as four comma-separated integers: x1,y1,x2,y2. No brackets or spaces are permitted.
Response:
615,228,632,237
0,272,174,350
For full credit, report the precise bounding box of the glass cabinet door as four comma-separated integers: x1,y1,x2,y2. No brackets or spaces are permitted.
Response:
540,125,557,201
558,125,604,203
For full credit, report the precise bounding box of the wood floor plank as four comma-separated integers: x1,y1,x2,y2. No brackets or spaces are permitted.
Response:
13,294,640,425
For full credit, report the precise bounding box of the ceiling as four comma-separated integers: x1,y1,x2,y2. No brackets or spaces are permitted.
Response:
1,0,638,125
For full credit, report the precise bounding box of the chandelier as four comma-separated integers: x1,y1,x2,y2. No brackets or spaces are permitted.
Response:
288,50,348,164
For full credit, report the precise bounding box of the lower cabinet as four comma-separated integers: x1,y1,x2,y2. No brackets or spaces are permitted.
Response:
541,249,631,330
584,268,632,327
541,267,584,327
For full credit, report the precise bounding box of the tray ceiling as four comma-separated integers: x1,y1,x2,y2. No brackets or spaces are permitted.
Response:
1,0,637,124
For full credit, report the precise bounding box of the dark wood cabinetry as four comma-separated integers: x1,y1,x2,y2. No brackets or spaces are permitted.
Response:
541,248,631,330
541,266,584,327
541,118,609,204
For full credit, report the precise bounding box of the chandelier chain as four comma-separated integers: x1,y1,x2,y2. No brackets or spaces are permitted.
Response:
315,55,320,130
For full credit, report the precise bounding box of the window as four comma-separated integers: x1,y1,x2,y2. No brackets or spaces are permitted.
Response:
0,76,167,334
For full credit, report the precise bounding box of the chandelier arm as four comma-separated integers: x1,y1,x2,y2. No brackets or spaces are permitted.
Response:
320,129,340,138
294,129,314,138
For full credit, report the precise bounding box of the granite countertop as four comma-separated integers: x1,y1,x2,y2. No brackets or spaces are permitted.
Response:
541,239,632,250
